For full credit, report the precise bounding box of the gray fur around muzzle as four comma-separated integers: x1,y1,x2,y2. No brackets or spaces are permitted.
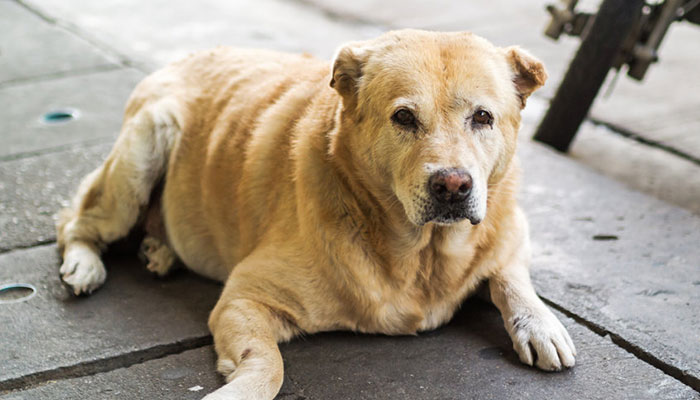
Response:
420,168,482,226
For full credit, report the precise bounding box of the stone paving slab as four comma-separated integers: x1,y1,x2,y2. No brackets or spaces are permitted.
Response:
19,0,579,99
0,347,222,400
2,301,697,399
23,0,383,69
0,244,220,390
0,1,116,87
518,135,700,387
0,68,143,160
0,143,112,251
570,117,700,215
17,0,699,211
279,302,697,400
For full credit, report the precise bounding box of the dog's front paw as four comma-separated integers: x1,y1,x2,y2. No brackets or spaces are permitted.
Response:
507,307,576,371
60,244,106,295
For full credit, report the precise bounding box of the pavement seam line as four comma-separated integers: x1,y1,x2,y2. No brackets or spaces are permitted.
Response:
0,335,213,394
0,64,126,90
0,137,115,164
3,238,699,392
13,0,151,74
540,296,700,392
587,116,700,166
2,238,698,393
0,239,56,255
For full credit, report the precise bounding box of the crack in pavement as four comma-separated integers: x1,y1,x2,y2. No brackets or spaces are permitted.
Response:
0,335,213,394
1,237,697,393
1,241,698,396
588,117,700,167
540,296,700,392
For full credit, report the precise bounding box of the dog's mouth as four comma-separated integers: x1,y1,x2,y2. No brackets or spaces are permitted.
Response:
434,207,482,225
419,201,483,226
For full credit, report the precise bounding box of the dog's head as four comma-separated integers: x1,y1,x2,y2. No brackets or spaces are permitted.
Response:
330,30,546,226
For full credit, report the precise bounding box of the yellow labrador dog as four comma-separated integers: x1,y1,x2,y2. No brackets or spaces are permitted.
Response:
57,30,575,399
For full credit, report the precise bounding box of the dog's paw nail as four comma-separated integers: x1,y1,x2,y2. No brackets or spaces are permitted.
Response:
509,310,576,372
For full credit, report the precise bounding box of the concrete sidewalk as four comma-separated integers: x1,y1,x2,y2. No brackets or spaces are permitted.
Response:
1,0,698,398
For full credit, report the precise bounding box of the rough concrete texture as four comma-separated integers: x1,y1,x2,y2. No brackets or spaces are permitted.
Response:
1,347,222,400
0,1,116,87
571,118,700,215
0,244,220,390
279,302,697,400
2,0,699,398
2,302,697,399
0,68,143,159
522,95,700,215
518,134,700,386
22,0,383,69
0,143,112,251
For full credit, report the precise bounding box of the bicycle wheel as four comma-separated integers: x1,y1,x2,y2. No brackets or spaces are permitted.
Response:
533,0,646,152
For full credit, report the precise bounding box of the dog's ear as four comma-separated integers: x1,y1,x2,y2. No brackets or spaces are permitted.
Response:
504,46,547,108
330,42,371,101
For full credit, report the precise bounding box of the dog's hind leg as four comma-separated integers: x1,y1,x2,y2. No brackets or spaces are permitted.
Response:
140,236,176,276
138,183,177,277
57,99,180,295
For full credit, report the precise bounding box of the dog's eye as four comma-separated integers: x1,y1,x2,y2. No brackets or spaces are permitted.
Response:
472,110,493,127
392,109,417,128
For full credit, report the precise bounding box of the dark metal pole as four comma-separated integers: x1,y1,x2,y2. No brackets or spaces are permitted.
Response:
533,0,646,152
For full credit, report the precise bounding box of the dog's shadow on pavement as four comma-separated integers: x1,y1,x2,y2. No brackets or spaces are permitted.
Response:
54,236,567,397
54,234,222,335
45,237,573,399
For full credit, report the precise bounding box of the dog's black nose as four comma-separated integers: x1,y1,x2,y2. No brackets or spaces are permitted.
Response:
428,168,472,203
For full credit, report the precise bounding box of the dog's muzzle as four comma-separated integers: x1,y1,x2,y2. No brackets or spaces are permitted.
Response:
424,168,481,225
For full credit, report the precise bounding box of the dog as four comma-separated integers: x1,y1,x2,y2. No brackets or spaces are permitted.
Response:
57,29,575,399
